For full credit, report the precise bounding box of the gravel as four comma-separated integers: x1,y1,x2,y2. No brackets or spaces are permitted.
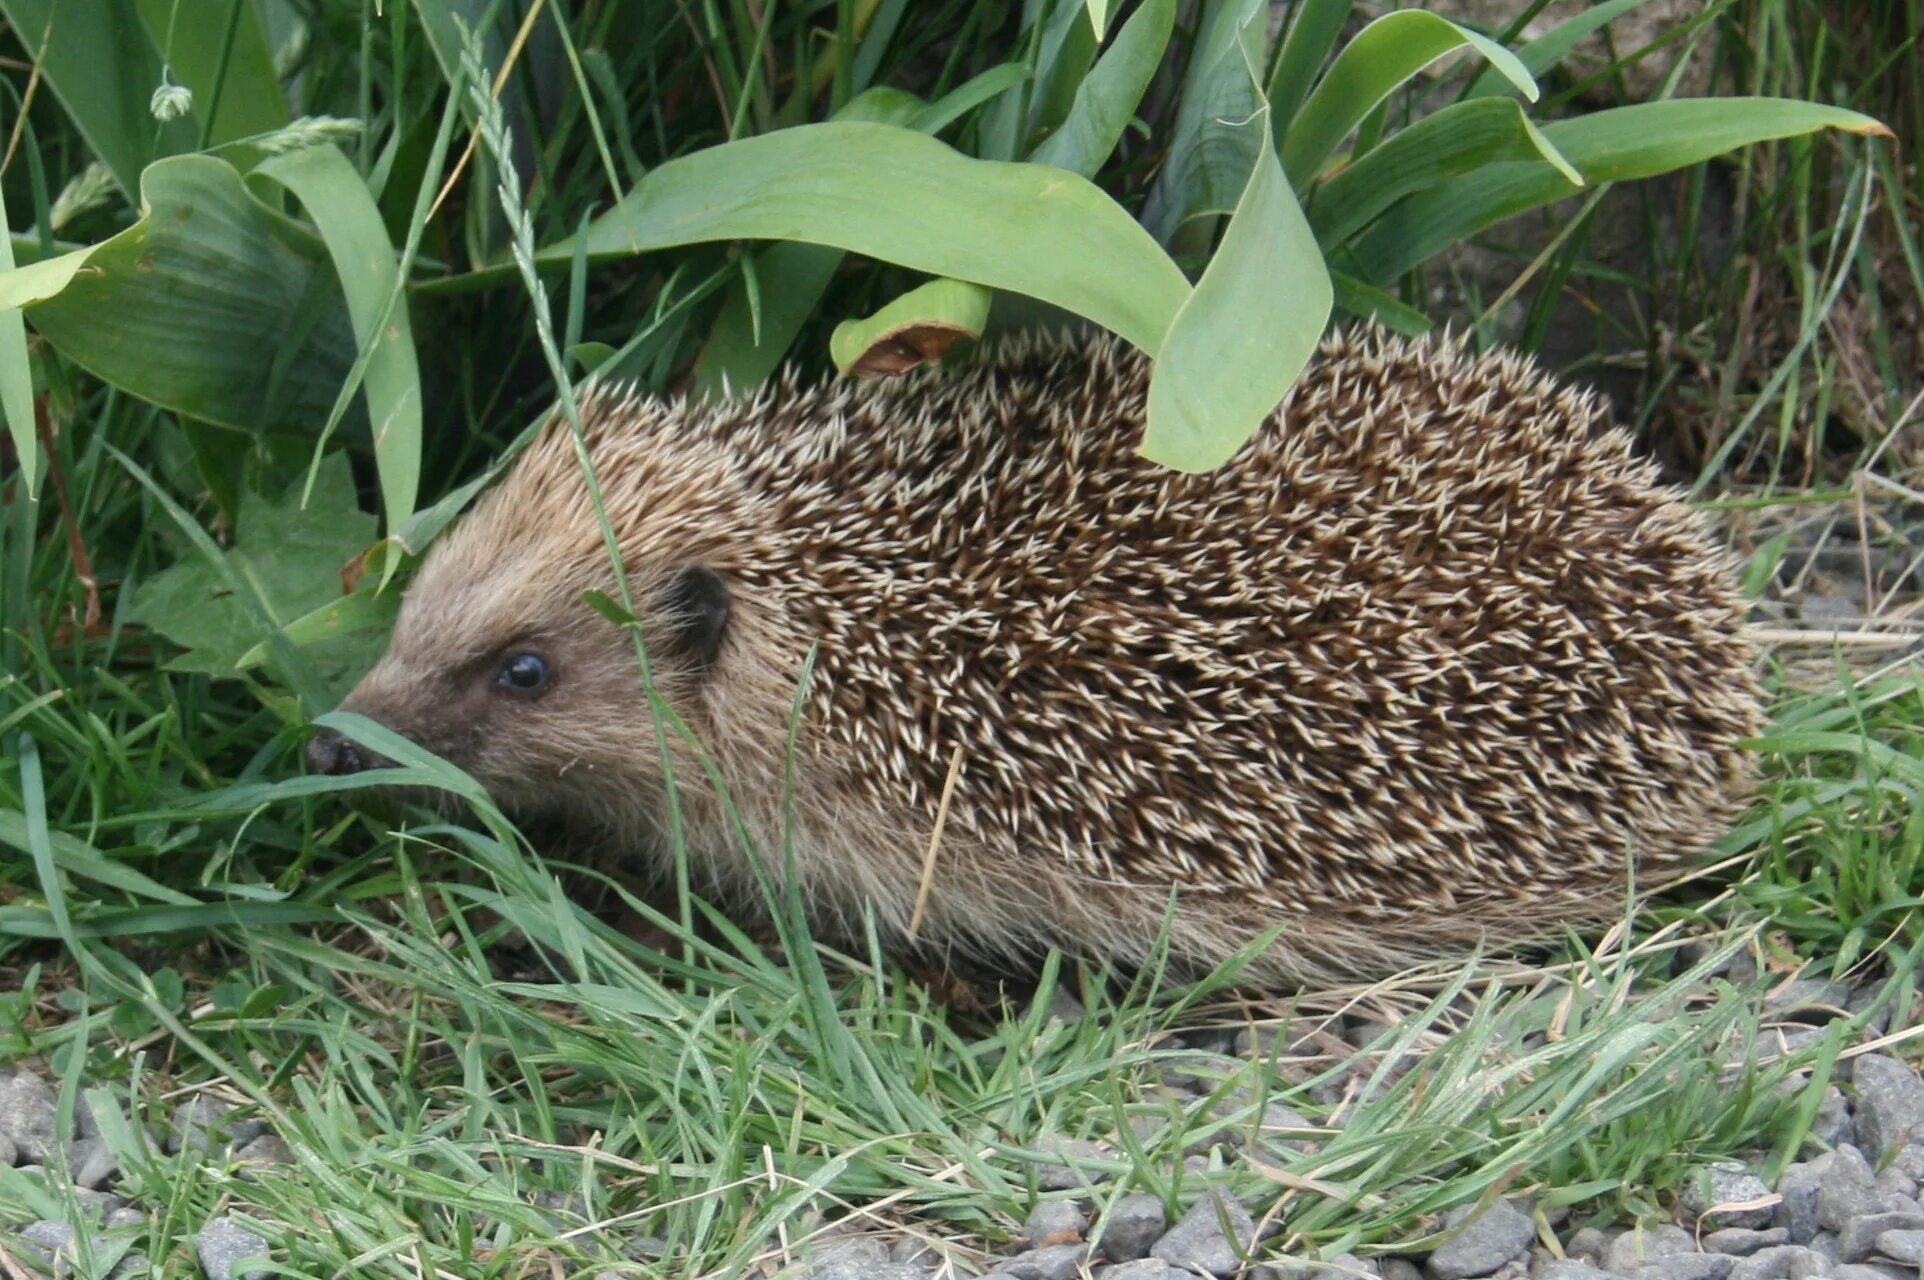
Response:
1150,1188,1257,1277
1852,1055,1924,1160
1427,1201,1537,1279
196,1215,271,1280
4,1011,1924,1280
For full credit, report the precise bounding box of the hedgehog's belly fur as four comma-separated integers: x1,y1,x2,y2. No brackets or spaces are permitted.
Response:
383,329,1764,983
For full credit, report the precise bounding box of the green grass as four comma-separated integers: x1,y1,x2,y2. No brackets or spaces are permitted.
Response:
2,1,1922,1277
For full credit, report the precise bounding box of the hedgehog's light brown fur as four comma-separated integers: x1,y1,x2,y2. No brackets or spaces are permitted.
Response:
333,329,1764,983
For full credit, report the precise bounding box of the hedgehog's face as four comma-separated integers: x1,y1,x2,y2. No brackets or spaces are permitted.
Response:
305,526,732,824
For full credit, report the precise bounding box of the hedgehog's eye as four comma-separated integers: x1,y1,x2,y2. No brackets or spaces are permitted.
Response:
497,652,551,695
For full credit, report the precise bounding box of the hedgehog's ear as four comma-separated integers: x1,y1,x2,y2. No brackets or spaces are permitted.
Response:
661,565,730,668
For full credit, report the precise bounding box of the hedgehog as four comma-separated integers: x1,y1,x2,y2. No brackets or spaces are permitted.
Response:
306,328,1765,983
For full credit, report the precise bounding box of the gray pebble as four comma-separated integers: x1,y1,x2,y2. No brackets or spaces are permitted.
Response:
1151,1189,1257,1277
67,1135,118,1189
1609,1226,1696,1273
1810,1090,1855,1149
1022,1199,1087,1248
1383,1260,1425,1280
16,1219,76,1262
1563,1229,1610,1263
1778,1163,1824,1243
0,1123,14,1166
1852,1056,1924,1161
111,1251,151,1279
1726,1245,1829,1280
1429,1201,1537,1280
1830,1267,1914,1280
808,1265,927,1280
994,1244,1092,1279
811,1237,889,1269
1033,1136,1113,1190
1538,1264,1620,1280
1871,1167,1917,1203
1684,1163,1776,1229
0,1070,58,1162
1807,1233,1840,1263
196,1215,271,1280
1102,1261,1175,1280
168,1096,266,1157
1888,1146,1924,1182
1870,1230,1924,1264
1706,1229,1792,1256
1634,1254,1733,1280
1840,1212,1924,1263
1099,1193,1167,1263
1817,1148,1881,1232
1160,1053,1242,1094
1269,1256,1383,1280
1252,1102,1319,1157
105,1208,145,1231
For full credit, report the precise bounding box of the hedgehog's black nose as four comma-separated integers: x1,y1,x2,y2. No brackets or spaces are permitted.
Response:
307,727,372,776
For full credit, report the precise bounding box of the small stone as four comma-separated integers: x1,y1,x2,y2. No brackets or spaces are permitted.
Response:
1161,1054,1242,1095
1683,1162,1777,1229
1151,1189,1258,1277
1872,1167,1917,1202
1383,1259,1425,1280
1840,1212,1924,1263
1099,1194,1167,1262
1853,1056,1924,1160
1779,1163,1824,1243
169,1096,266,1157
995,1244,1093,1280
1428,1201,1537,1280
1609,1226,1696,1273
233,1133,292,1166
1271,1255,1383,1280
1767,979,1854,1020
1563,1229,1610,1263
111,1250,151,1279
0,1070,58,1162
809,1265,927,1280
1252,1102,1319,1156
1804,1233,1837,1263
1831,1267,1914,1280
16,1219,77,1264
812,1238,889,1270
1817,1148,1881,1232
1810,1090,1855,1149
67,1135,119,1189
1023,1200,1088,1248
105,1208,145,1231
1034,1136,1114,1190
196,1215,271,1280
1706,1229,1792,1256
1727,1245,1829,1280
1538,1264,1620,1280
1101,1262,1175,1280
0,1124,14,1166
1871,1230,1924,1264
1635,1255,1733,1280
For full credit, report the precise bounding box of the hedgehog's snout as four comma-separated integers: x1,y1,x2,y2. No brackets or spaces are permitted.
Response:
306,726,392,776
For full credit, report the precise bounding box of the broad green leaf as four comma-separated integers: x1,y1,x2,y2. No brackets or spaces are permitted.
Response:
915,64,1032,137
690,88,929,398
1330,271,1430,336
1309,98,1581,248
1029,0,1176,178
0,153,36,494
1084,0,1111,38
1464,0,1663,98
255,145,424,534
235,587,402,672
830,279,992,377
1281,12,1539,188
0,247,93,310
16,156,358,435
133,0,288,143
1139,0,1267,241
1352,98,1893,284
0,0,193,195
1143,112,1331,472
576,122,1189,355
1265,0,1350,138
127,454,378,690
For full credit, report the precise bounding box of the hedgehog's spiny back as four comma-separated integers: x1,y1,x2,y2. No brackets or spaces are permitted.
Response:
659,330,1761,927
